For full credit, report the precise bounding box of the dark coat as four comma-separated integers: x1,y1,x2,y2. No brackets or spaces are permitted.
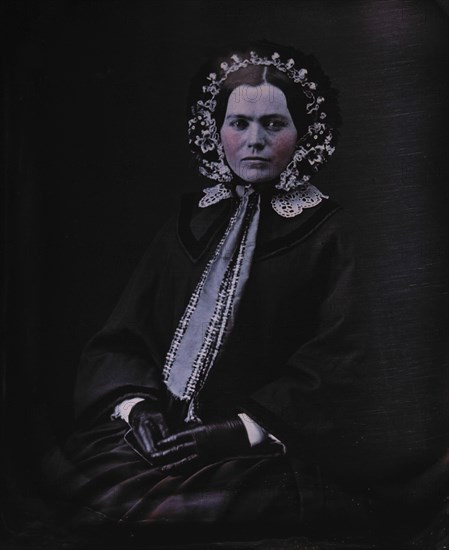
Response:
74,188,365,465
55,188,445,534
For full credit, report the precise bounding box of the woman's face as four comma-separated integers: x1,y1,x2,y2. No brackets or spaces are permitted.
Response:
219,83,298,184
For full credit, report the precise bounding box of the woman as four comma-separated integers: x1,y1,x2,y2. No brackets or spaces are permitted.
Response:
57,41,376,537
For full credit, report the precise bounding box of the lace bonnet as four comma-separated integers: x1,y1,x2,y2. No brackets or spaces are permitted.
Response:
187,41,341,217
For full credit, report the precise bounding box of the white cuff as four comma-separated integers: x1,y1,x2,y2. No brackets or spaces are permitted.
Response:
238,413,269,446
238,413,286,452
111,397,145,423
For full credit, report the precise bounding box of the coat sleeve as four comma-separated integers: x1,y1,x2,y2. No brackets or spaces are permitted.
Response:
73,213,179,426
238,210,367,465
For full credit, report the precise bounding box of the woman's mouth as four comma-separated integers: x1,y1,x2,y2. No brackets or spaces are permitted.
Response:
241,157,270,162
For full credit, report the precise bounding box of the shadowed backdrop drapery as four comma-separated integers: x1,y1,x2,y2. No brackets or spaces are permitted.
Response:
2,0,448,545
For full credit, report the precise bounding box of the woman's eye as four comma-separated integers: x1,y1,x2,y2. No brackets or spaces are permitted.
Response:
265,120,287,131
230,119,248,130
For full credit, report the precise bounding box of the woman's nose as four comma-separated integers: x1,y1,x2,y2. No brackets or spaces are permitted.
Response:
246,123,265,150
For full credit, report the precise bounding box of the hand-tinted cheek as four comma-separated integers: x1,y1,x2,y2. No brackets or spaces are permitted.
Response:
222,132,241,163
274,135,297,166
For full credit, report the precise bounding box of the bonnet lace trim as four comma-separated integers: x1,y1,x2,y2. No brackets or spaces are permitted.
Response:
188,51,336,191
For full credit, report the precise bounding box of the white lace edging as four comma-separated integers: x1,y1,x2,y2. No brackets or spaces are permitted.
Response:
199,183,233,207
198,183,327,218
271,184,328,218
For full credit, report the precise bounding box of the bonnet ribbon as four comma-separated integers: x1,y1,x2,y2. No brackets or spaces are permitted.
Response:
162,184,261,422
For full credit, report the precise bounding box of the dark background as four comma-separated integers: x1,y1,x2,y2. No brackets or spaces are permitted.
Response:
1,0,448,543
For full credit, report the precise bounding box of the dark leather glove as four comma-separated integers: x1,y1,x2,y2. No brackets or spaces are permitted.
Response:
150,417,251,474
128,397,171,458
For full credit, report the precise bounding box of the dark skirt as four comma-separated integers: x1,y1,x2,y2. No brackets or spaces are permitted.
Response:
45,417,380,546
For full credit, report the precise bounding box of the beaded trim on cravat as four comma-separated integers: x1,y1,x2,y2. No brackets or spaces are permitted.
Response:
163,186,260,422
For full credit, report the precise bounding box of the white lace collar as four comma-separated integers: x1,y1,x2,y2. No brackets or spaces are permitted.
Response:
198,182,328,218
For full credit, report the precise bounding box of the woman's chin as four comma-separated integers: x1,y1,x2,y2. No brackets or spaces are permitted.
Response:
233,172,280,186
230,164,278,184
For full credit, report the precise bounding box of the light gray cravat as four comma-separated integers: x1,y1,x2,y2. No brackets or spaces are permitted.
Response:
162,184,261,422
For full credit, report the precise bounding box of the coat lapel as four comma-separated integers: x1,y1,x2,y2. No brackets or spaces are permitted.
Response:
254,197,341,261
177,191,341,263
177,193,233,262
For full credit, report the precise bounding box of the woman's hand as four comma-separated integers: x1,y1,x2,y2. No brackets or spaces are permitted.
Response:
150,417,251,474
128,397,171,457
